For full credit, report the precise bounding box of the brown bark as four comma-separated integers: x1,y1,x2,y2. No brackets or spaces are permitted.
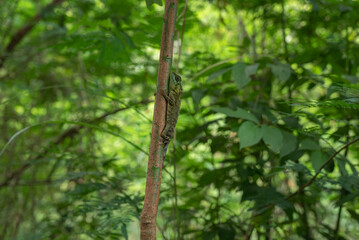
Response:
140,1,178,239
0,0,65,69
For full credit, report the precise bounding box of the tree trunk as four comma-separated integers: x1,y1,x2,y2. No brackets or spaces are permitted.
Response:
140,0,178,239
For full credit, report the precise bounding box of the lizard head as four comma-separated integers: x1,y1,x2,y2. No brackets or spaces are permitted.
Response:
170,72,182,89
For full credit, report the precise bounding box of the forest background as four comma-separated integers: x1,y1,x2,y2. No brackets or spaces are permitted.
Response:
0,0,359,239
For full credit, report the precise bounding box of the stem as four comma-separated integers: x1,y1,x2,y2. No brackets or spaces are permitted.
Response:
173,1,188,237
0,99,152,189
334,134,350,239
334,197,343,239
287,137,359,200
0,0,66,69
175,0,188,73
237,12,249,59
280,0,289,62
172,133,180,239
260,8,267,54
251,22,257,61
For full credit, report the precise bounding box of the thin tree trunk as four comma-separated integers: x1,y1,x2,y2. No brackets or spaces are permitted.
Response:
140,1,178,239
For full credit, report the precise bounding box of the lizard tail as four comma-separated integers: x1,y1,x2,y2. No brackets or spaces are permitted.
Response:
162,142,170,168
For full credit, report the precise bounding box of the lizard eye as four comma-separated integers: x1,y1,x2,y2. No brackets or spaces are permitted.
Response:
175,76,180,81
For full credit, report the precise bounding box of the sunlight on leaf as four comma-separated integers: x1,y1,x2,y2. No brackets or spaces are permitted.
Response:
146,0,162,10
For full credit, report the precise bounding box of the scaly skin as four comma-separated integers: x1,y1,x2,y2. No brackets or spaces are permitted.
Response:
161,72,182,166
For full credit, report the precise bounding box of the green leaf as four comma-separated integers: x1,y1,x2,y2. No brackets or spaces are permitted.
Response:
310,151,328,172
212,107,259,124
343,75,359,83
243,185,293,219
269,63,291,82
285,161,311,174
337,193,359,206
336,154,349,176
238,121,262,149
246,63,259,76
338,175,359,192
232,62,248,90
192,89,205,110
299,138,320,150
232,62,259,90
207,66,232,82
121,224,128,240
145,0,162,10
280,131,297,157
262,125,283,153
347,209,359,222
218,225,235,240
70,182,107,195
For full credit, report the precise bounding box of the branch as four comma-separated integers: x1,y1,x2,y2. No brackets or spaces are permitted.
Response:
0,99,152,189
287,137,359,200
173,2,188,237
280,0,289,62
175,0,188,73
0,0,65,69
140,0,179,239
247,137,359,222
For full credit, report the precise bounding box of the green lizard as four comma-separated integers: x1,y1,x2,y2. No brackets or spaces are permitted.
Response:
160,72,182,166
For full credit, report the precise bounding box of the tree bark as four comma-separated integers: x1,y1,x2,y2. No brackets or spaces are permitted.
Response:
140,1,178,239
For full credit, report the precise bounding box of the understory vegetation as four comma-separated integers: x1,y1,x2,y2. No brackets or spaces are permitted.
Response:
0,0,359,239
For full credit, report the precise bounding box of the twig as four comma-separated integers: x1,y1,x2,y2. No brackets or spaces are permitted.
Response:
334,196,343,239
0,99,152,189
0,0,65,69
175,0,188,73
280,0,289,62
247,137,359,222
287,137,359,200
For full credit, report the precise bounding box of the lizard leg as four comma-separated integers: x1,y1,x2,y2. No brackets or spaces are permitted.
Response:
159,89,176,105
161,124,174,143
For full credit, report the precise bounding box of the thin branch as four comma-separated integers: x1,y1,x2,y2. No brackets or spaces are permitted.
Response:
173,1,188,238
280,0,289,62
140,0,179,239
0,0,65,69
0,99,152,189
247,136,359,222
175,0,188,73
334,133,350,239
251,22,257,61
334,196,343,239
287,137,359,200
260,8,267,54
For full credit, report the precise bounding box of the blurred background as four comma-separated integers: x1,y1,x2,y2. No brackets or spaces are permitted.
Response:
0,0,359,239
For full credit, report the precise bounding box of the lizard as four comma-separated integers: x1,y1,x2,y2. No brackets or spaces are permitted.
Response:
159,72,182,167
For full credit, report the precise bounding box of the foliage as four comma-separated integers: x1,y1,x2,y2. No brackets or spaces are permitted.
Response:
1,0,359,239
